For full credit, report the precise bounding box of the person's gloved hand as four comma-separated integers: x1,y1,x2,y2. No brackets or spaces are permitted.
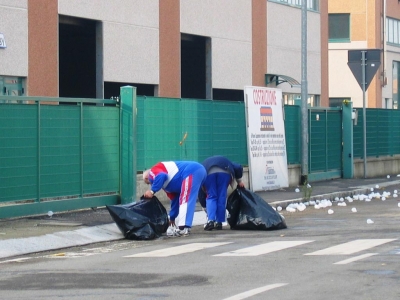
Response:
237,182,245,188
169,219,176,227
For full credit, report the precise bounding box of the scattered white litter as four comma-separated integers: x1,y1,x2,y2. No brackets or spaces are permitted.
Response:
277,206,282,212
394,194,398,198
351,207,357,213
286,206,296,213
370,188,374,192
375,185,379,189
394,190,398,194
398,203,400,208
367,219,374,224
47,211,54,217
337,202,347,207
328,209,334,215
382,197,386,201
387,175,390,179
295,188,300,193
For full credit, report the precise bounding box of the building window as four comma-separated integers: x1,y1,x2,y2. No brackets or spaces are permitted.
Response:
268,0,319,12
387,17,400,46
329,97,349,108
283,93,320,107
329,14,350,42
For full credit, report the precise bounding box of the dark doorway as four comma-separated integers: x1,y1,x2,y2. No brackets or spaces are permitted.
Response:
104,82,155,99
213,88,244,101
59,16,96,98
181,34,207,99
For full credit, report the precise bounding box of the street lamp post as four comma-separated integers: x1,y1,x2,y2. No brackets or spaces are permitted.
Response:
301,0,308,184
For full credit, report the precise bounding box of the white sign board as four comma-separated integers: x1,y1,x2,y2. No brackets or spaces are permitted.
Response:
244,86,289,191
0,33,6,48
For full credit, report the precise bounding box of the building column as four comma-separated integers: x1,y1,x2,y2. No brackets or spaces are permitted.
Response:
159,0,180,98
27,0,58,97
252,0,267,87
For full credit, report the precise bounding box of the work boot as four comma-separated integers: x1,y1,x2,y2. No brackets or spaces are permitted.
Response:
204,220,215,231
215,222,222,230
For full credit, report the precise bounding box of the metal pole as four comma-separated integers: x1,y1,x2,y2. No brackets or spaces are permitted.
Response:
301,0,308,184
362,51,367,178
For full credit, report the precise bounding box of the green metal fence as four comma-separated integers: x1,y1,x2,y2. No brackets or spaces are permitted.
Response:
0,94,133,219
3,90,400,219
137,97,247,170
308,107,342,181
353,108,400,158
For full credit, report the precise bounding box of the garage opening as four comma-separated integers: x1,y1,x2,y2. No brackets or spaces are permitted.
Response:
181,34,210,99
59,16,97,98
104,82,155,99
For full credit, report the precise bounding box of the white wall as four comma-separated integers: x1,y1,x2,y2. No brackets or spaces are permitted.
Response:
328,41,367,108
59,0,159,84
382,45,400,107
180,0,252,89
0,0,28,76
267,2,321,95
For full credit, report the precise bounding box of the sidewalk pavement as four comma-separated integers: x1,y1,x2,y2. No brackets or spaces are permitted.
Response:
1,176,400,260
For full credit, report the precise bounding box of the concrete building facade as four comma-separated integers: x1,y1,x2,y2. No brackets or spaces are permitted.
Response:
329,0,400,109
0,0,327,106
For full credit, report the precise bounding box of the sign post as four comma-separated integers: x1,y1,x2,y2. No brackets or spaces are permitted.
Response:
244,86,289,191
347,49,381,178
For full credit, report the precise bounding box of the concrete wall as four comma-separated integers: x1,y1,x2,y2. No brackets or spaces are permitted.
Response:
180,0,252,89
354,156,400,178
328,41,368,108
58,0,159,84
0,0,28,77
267,2,322,96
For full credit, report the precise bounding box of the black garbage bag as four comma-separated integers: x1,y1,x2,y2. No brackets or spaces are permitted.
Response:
106,196,169,240
226,188,287,230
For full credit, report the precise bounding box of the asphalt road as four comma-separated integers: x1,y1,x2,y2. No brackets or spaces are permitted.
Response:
1,195,399,300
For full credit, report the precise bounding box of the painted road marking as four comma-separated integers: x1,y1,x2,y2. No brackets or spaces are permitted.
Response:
334,253,377,265
305,239,396,255
0,257,32,264
214,241,314,257
124,242,231,258
222,283,288,300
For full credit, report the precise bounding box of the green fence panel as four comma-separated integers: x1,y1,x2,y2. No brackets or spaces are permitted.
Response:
284,105,301,164
354,108,400,158
211,101,247,165
308,108,342,173
136,97,247,171
141,97,183,169
0,104,37,202
83,105,120,194
391,110,400,155
40,105,81,198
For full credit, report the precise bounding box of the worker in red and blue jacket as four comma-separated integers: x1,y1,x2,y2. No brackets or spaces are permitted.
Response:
200,155,245,231
143,161,206,236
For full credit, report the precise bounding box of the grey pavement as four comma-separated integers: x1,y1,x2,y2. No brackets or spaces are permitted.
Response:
1,176,400,260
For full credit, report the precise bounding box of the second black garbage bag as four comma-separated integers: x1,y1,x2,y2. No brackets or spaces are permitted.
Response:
106,196,169,240
226,188,287,230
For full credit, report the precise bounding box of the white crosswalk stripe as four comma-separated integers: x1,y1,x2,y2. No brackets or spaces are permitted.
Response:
334,253,378,265
222,283,288,300
214,240,314,257
124,242,231,258
304,239,397,256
